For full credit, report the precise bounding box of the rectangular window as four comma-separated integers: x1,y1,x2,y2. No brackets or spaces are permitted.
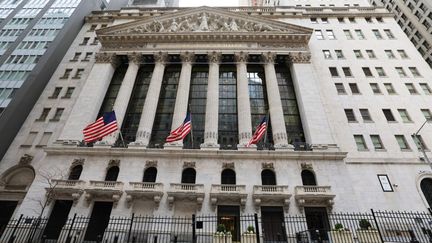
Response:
398,109,412,122
363,67,373,77
92,37,99,45
395,135,410,150
329,67,339,77
342,67,352,77
370,83,381,94
412,134,428,150
372,29,383,39
360,109,373,122
60,69,72,79
73,69,84,79
310,18,318,24
354,135,368,150
366,50,376,58
345,109,357,122
384,29,395,39
375,67,386,77
82,52,92,62
322,50,332,59
335,50,344,59
383,109,396,122
80,37,89,45
370,135,384,149
335,83,346,94
421,109,432,121
355,29,365,39
326,30,335,39
420,83,432,94
348,17,356,23
315,30,324,40
397,50,409,59
63,87,74,98
37,132,52,147
354,50,363,59
384,83,396,94
22,132,37,147
37,108,50,121
395,67,407,77
50,108,64,121
405,83,418,94
70,52,80,62
49,87,62,99
385,50,396,59
349,83,360,94
88,24,97,31
343,29,353,40
409,67,421,77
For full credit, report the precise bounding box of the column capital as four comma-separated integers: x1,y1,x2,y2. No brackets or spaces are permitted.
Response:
154,51,169,64
207,51,222,63
289,52,312,64
261,52,277,64
95,52,120,67
127,53,143,65
234,51,249,63
180,51,195,63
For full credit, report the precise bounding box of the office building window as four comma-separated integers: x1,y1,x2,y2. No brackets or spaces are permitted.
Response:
335,50,344,59
395,135,410,150
50,108,64,121
354,50,364,58
363,67,373,77
385,50,396,59
315,30,324,40
323,50,332,59
329,67,339,77
355,29,365,39
421,109,432,121
397,50,409,59
345,109,357,122
366,50,376,58
420,83,432,94
60,69,72,79
376,67,386,77
370,135,384,149
370,83,381,94
360,109,373,122
372,29,383,39
63,87,74,98
335,83,346,94
412,134,428,150
37,108,50,121
49,87,62,99
383,109,396,121
395,67,407,77
326,30,335,39
384,29,395,39
409,67,421,77
398,109,412,122
343,29,353,39
405,83,418,94
349,83,360,94
354,135,368,150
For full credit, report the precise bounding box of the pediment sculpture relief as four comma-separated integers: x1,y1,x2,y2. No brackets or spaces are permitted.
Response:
119,12,288,34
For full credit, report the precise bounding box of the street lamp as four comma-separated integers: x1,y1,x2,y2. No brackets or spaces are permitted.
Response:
413,119,432,170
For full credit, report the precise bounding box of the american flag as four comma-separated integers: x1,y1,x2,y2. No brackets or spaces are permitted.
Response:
83,111,118,143
247,116,268,147
166,113,192,143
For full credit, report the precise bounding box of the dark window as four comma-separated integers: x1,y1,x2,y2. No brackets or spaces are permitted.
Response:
221,169,236,185
261,169,276,185
276,64,305,144
98,63,128,117
218,64,238,150
420,178,432,208
301,170,317,186
181,168,196,184
68,165,82,180
184,65,208,149
143,167,157,182
121,64,153,143
105,166,119,181
248,65,273,150
49,87,61,99
383,109,396,122
149,64,181,148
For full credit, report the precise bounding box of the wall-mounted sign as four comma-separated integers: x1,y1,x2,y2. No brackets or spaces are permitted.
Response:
378,174,394,192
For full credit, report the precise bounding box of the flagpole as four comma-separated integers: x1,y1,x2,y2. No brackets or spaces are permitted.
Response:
112,109,126,148
263,110,269,150
188,104,194,148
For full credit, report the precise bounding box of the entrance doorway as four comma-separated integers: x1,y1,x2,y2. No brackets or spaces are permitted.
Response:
261,206,286,242
217,206,240,241
43,200,73,239
84,201,113,241
0,201,18,237
304,207,330,242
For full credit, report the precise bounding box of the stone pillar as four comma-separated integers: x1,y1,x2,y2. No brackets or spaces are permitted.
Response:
165,52,195,149
98,54,142,145
130,52,168,148
262,52,291,150
235,52,253,148
201,52,221,150
289,52,338,151
58,53,119,143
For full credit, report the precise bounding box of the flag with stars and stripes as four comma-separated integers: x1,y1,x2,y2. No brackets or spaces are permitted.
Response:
166,113,192,143
247,116,268,147
83,111,118,143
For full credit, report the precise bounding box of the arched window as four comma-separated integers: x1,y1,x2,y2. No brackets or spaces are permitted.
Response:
105,166,119,181
68,165,82,180
143,167,157,183
261,169,276,185
301,170,316,186
181,168,196,184
221,169,236,185
421,178,432,208
3,167,35,190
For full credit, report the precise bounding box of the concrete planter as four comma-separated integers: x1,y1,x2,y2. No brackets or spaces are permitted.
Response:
241,233,257,243
213,233,232,243
329,230,354,243
357,230,381,243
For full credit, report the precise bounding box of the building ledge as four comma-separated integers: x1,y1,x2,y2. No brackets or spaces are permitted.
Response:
125,182,164,208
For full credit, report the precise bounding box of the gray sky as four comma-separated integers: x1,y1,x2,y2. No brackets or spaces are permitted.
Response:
179,0,239,7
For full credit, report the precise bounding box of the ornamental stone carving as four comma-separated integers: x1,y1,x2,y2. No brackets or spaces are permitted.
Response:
262,162,274,170
301,163,313,171
108,159,120,167
183,161,196,168
207,52,222,63
289,52,312,63
71,158,85,167
222,162,235,170
128,53,143,65
234,52,249,63
95,53,119,67
154,52,169,64
145,160,158,168
19,154,33,165
261,52,276,64
180,51,195,63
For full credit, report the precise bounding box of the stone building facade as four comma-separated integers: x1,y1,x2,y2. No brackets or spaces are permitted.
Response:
0,2,432,241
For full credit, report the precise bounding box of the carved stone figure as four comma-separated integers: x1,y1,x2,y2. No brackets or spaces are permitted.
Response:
229,19,239,31
198,13,209,31
169,20,179,32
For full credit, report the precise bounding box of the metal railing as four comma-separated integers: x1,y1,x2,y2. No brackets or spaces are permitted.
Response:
1,209,431,243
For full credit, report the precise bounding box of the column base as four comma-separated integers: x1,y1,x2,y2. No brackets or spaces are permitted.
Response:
237,144,257,151
274,143,294,151
200,142,220,150
128,140,148,149
164,142,183,150
94,140,113,147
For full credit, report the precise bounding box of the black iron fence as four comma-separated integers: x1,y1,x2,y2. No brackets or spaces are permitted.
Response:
0,209,431,243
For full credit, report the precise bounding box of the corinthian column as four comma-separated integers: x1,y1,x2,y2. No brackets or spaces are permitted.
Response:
130,52,168,148
262,52,290,150
58,53,119,143
98,54,142,146
235,51,253,148
165,52,195,149
201,52,221,150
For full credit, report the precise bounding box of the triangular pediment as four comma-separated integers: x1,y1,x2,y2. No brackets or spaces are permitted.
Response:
97,6,312,44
